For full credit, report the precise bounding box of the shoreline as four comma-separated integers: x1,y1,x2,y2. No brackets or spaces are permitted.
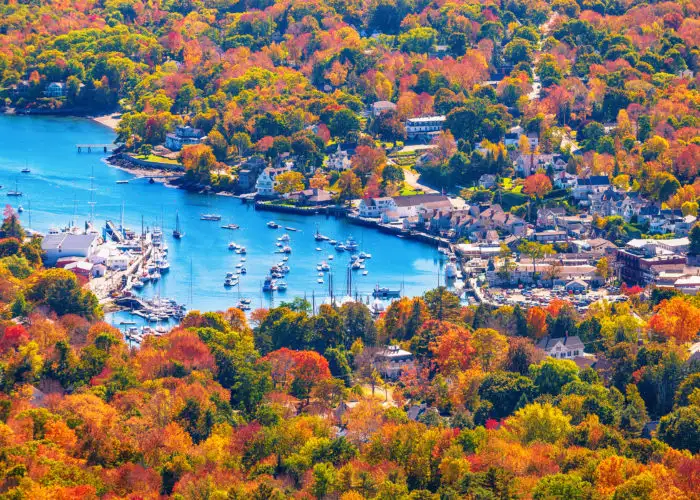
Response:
90,113,121,131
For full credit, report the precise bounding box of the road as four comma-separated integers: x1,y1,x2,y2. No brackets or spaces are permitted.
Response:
403,168,439,194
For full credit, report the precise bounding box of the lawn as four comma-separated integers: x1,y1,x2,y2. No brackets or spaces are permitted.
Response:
133,154,181,165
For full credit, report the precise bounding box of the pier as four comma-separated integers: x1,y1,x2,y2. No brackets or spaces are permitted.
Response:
76,143,119,153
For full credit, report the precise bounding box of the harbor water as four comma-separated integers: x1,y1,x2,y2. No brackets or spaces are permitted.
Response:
0,115,446,326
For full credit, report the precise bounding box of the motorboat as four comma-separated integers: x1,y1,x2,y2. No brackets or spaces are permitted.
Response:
241,298,252,305
278,234,291,242
276,281,288,291
328,255,334,260
235,263,243,268
236,247,247,255
359,252,372,259
316,247,322,251
224,276,239,287
317,278,324,284
221,223,239,230
281,246,292,253
285,227,298,232
157,257,170,272
201,214,222,221
267,221,279,229
262,276,277,292
240,267,247,274
17,205,23,213
345,236,358,252
236,301,251,311
116,180,129,184
329,240,337,245
351,260,362,270
21,168,30,174
372,285,401,298
320,262,330,271
335,244,346,252
362,270,369,276
131,279,145,289
228,242,239,250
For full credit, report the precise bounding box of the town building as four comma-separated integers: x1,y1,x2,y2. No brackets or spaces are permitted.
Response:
405,115,446,140
615,239,688,286
165,125,205,151
285,188,333,206
478,174,497,189
358,197,397,218
236,157,267,192
573,175,611,200
41,233,100,266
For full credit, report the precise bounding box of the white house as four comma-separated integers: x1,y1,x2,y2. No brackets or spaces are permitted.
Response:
165,126,205,151
358,197,397,218
572,176,611,200
371,101,397,116
44,82,66,98
41,233,100,266
255,163,293,197
406,115,446,140
478,174,497,189
326,144,351,171
536,335,586,360
515,153,557,177
374,345,414,379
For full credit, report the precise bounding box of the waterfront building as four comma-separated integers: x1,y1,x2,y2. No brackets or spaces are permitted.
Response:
41,233,100,266
44,82,66,98
285,188,333,206
405,115,445,140
358,197,397,218
165,125,205,151
255,163,293,197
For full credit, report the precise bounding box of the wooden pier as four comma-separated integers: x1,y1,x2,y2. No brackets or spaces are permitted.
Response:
76,143,119,153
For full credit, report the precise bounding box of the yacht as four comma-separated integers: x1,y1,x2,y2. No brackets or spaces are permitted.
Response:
201,214,222,221
372,285,401,298
224,275,239,287
314,226,328,241
328,255,334,260
445,261,458,279
236,301,251,311
267,221,279,229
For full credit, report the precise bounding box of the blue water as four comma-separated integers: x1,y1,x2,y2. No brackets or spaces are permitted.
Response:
0,115,444,324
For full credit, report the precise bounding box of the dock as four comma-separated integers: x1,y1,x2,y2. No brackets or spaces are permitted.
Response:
76,143,120,153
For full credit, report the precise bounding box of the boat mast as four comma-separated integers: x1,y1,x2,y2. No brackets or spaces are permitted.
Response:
88,165,96,226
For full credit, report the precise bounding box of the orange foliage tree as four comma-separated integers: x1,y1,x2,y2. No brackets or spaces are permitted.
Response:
648,297,700,342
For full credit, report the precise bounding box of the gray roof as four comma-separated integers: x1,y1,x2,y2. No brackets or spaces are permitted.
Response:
41,233,98,252
536,335,585,351
392,194,449,207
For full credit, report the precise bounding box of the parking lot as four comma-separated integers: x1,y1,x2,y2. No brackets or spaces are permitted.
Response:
481,285,629,312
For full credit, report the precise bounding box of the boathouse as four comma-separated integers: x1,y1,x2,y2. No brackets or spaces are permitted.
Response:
41,233,100,266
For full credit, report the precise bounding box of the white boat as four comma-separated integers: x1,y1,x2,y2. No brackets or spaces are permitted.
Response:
236,247,247,254
320,262,330,271
329,240,337,245
335,244,346,252
282,256,289,262
201,214,222,221
316,247,322,251
317,278,324,284
224,276,239,287
278,234,291,242
267,221,279,229
276,281,288,291
328,255,334,260
359,252,372,259
318,272,324,277
445,260,458,279
345,236,358,252
151,271,161,281
351,260,362,270
240,267,247,274
241,257,247,262
228,242,238,250
131,279,145,289
281,246,292,253
362,270,369,276
157,258,170,272
235,263,243,268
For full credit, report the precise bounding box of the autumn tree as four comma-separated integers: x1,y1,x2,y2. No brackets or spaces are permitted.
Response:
523,173,553,197
648,297,700,343
274,171,305,194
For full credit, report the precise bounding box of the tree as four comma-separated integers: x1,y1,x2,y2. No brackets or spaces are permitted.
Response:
337,170,362,202
648,296,700,343
429,323,474,375
180,144,217,182
518,241,554,278
1,206,24,240
529,358,580,396
690,223,700,256
351,146,386,181
329,108,360,139
28,269,101,320
309,171,329,190
479,371,535,419
472,328,508,371
274,171,305,194
533,474,593,500
523,173,553,197
423,287,461,322
658,405,700,454
508,403,572,444
596,257,611,282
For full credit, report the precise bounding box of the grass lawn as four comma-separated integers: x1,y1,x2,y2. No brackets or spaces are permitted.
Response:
133,154,181,165
400,183,423,196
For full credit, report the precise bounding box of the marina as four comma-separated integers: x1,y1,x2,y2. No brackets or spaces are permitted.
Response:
0,115,448,327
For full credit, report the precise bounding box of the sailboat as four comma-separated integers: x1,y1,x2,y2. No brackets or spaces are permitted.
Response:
6,180,22,197
173,211,184,239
